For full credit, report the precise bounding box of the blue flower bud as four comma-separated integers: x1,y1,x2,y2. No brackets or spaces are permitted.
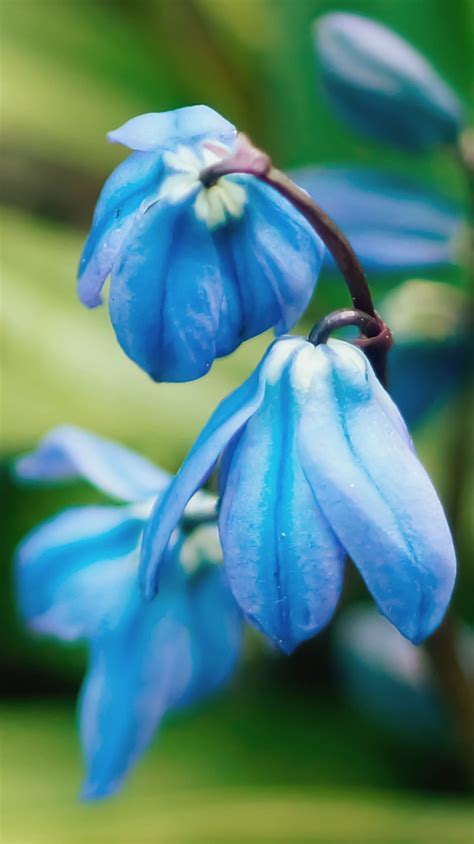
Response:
313,13,463,150
142,336,456,652
78,105,324,382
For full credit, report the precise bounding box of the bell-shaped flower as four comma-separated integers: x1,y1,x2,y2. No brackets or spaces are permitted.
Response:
78,105,324,382
313,13,463,150
292,166,464,273
141,336,456,653
15,426,241,799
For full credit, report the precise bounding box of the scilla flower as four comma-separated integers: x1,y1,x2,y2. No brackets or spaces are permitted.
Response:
314,13,463,150
78,105,324,382
141,336,456,653
15,426,241,799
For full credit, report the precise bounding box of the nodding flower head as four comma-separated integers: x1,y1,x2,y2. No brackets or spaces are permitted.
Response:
14,426,241,800
78,105,324,383
141,335,456,653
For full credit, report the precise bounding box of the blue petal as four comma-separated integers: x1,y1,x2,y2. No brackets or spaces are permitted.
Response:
314,13,463,150
182,567,242,704
107,105,236,152
78,151,164,307
109,197,225,382
16,506,143,641
298,340,456,643
140,346,276,597
109,179,324,382
79,583,193,800
293,167,462,272
219,353,345,652
212,178,324,338
15,426,169,502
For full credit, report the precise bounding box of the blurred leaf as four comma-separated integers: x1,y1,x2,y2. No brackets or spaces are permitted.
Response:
1,206,272,467
2,700,473,843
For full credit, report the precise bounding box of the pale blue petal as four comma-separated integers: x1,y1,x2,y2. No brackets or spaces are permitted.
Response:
79,584,193,800
140,353,271,597
109,197,224,382
293,166,461,272
16,506,142,641
109,179,324,381
107,105,236,152
15,426,169,502
182,567,242,703
211,178,324,339
78,151,163,307
219,359,345,652
298,341,456,643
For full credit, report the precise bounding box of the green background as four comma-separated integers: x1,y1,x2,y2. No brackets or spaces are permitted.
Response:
1,1,473,842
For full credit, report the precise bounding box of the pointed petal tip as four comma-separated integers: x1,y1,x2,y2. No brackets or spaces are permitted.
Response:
80,778,119,802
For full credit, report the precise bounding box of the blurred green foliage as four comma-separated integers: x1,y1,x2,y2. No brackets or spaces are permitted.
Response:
3,698,474,843
1,0,473,837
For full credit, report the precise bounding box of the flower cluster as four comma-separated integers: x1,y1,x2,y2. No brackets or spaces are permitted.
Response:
16,9,468,802
16,426,241,798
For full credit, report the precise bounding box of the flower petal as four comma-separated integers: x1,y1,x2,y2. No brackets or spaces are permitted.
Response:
107,105,236,152
15,426,169,502
298,340,456,643
293,166,462,272
139,341,286,598
16,506,142,641
179,567,242,706
79,584,193,800
78,151,164,307
219,353,345,652
109,197,225,382
212,178,325,338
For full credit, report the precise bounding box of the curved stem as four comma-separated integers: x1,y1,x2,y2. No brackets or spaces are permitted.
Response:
261,168,375,317
200,134,376,317
308,308,382,345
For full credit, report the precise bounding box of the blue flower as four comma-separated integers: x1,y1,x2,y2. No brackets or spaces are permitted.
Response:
141,336,456,652
292,166,464,273
313,13,463,150
15,426,241,799
78,105,324,382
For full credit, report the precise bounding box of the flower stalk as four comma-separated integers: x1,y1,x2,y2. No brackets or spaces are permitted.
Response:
200,133,392,382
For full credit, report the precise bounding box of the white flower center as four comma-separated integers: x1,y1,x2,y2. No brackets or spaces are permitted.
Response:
158,141,247,229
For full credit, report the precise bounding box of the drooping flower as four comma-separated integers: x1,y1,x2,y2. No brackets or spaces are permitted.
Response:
141,336,456,653
313,13,463,150
15,426,241,799
292,166,464,273
78,105,325,382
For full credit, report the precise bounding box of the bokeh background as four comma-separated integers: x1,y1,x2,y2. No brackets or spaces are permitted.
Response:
1,1,473,842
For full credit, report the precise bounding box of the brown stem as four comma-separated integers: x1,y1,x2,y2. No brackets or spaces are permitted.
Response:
201,134,376,317
200,134,393,380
